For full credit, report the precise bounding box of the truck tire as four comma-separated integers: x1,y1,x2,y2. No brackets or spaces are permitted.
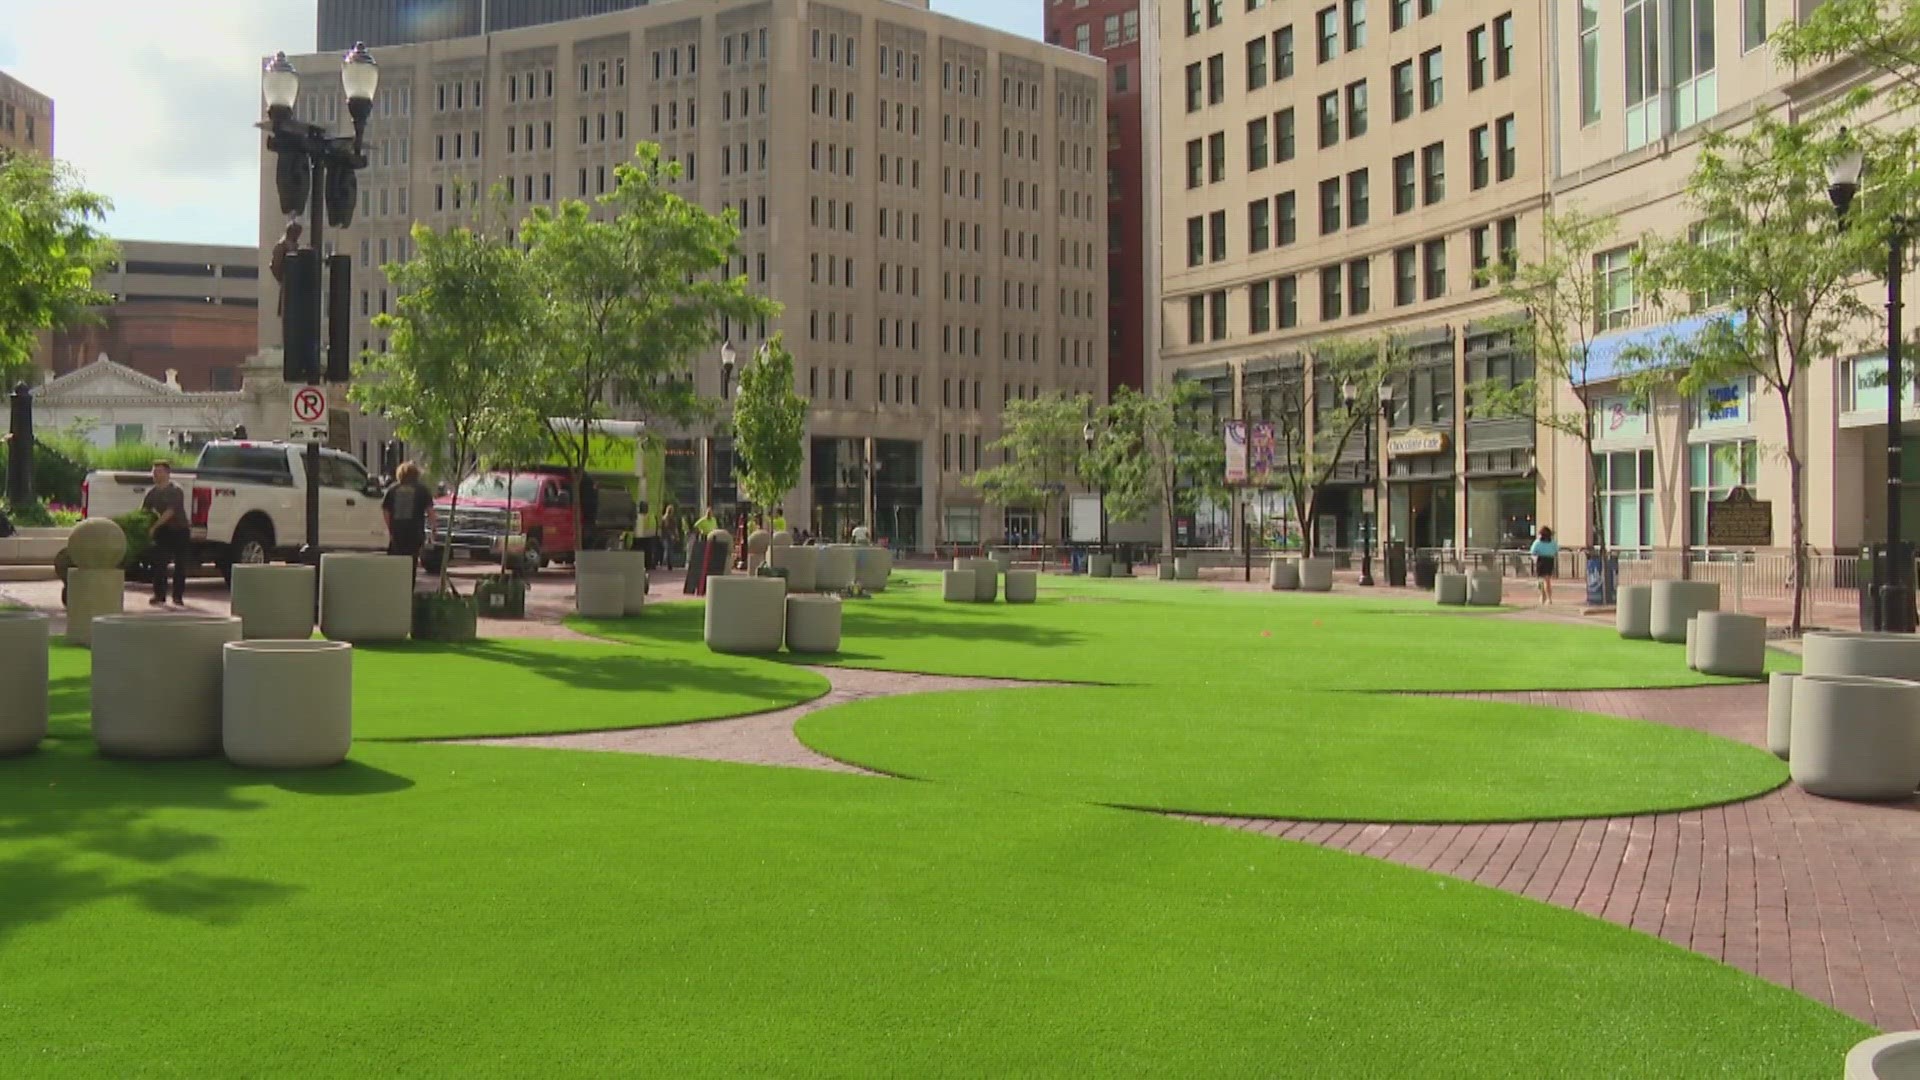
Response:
521,538,543,576
224,519,274,584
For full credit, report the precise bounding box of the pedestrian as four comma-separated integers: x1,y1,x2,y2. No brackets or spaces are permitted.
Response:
771,507,788,536
141,460,190,608
659,503,682,570
382,461,433,586
1530,525,1559,605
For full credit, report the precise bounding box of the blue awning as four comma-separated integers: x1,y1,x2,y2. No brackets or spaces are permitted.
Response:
1576,311,1746,386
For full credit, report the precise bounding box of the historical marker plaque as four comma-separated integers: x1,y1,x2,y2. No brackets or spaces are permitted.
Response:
1706,486,1773,548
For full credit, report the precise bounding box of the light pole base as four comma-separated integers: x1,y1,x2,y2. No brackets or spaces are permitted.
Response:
1358,556,1375,587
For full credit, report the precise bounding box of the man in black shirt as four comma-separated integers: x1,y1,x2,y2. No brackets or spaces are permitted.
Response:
382,462,433,583
141,461,189,607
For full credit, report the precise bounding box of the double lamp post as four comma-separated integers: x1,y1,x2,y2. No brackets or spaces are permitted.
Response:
260,44,378,565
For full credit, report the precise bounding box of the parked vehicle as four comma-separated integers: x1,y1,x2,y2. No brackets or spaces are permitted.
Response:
83,441,388,577
425,466,638,574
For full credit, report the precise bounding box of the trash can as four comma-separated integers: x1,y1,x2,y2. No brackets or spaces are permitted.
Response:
1584,552,1619,607
1385,542,1408,588
1413,551,1438,591
1861,541,1918,632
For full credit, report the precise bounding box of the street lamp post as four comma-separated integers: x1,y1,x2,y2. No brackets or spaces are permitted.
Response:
1376,381,1395,586
1082,420,1107,551
709,340,736,516
1342,380,1378,586
261,45,377,568
1829,138,1917,632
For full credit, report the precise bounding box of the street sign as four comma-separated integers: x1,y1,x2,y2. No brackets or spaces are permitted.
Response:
290,386,328,443
1706,486,1773,547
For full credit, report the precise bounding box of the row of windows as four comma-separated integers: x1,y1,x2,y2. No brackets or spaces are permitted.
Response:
1192,0,1442,39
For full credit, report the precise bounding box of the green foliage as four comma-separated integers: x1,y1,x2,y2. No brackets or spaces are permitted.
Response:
114,509,155,566
48,506,81,527
1264,337,1410,556
1773,0,1920,108
0,155,117,387
6,497,52,526
1,433,189,508
1089,381,1223,557
730,335,807,518
969,391,1091,546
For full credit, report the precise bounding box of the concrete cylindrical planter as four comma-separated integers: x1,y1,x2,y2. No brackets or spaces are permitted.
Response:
1434,573,1469,606
319,554,414,643
816,546,857,593
1005,569,1038,603
1088,554,1113,579
1767,672,1798,760
990,550,1014,573
746,530,773,566
230,563,316,641
1694,611,1767,677
222,640,352,768
1467,571,1502,607
770,545,818,592
1616,585,1653,639
1300,558,1335,593
1650,580,1721,643
943,568,976,602
1803,631,1920,682
1685,617,1700,670
1790,674,1920,799
856,547,893,593
1270,558,1300,591
769,530,793,549
578,550,650,615
65,568,125,646
575,571,626,618
1845,1031,1920,1080
785,595,843,654
968,558,999,602
0,610,50,756
1174,556,1201,581
1156,563,1175,581
92,613,242,759
703,576,786,654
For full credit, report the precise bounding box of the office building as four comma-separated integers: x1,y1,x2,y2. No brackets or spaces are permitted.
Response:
45,241,260,391
0,69,53,156
319,0,653,51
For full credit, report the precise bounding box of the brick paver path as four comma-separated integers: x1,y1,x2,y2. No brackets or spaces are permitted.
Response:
1187,683,1920,1032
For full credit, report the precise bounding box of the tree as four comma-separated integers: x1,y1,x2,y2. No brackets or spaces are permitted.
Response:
970,390,1090,549
1269,338,1408,557
0,155,116,387
730,334,807,552
523,143,781,544
351,213,542,596
1632,116,1880,633
1090,380,1224,560
1773,0,1920,106
1475,209,1619,555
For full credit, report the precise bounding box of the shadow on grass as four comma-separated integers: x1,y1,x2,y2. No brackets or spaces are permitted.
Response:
352,638,823,709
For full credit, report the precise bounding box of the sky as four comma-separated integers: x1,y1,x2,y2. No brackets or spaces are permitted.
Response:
0,0,1042,248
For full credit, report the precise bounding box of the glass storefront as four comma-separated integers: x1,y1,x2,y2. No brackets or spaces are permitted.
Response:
1592,449,1654,552
1388,479,1456,549
1465,477,1537,550
809,437,923,548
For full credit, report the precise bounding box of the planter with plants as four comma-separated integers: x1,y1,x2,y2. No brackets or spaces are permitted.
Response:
412,590,478,642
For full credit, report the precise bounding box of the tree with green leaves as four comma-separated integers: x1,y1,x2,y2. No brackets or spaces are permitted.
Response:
1089,380,1225,560
1632,116,1880,633
970,390,1091,550
523,143,782,543
351,212,542,596
1477,208,1620,556
1773,0,1920,105
0,154,116,387
730,334,807,558
1269,337,1409,557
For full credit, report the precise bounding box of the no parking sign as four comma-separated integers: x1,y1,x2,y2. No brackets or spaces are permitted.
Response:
290,385,328,441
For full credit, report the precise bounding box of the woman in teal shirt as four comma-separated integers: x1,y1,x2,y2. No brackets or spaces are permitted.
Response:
1529,526,1560,604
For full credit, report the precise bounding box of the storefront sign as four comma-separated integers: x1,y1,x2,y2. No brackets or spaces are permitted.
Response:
1706,486,1773,547
1387,428,1448,457
1592,395,1648,441
1695,379,1752,429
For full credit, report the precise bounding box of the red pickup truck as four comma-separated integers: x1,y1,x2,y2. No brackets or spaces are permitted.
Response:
425,466,635,573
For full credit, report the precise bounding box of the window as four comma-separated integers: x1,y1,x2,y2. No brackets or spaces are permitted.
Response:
1471,224,1492,285
1318,91,1340,147
1391,61,1414,121
1667,0,1718,129
1594,245,1637,330
1579,0,1601,125
1210,0,1226,26
1345,80,1369,138
1470,125,1491,189
1209,210,1228,262
1420,48,1443,110
1743,0,1768,52
1319,177,1342,235
1189,295,1207,344
1497,216,1519,269
1496,114,1517,180
1275,26,1296,78
1186,63,1203,111
1625,0,1658,147
1186,0,1203,36
1317,8,1339,63
1247,116,1271,170
1595,448,1657,551
1391,0,1412,31
1210,289,1229,340
1468,26,1489,90
1422,238,1447,299
1278,275,1300,328
1276,108,1296,161
1392,153,1415,213
1493,12,1514,79
1689,440,1759,550
1187,216,1206,267
1277,191,1297,245
1249,198,1272,251
1346,0,1368,51
1421,142,1445,204
1688,222,1736,309
1208,131,1227,182
1250,279,1273,333
1394,246,1417,305
1347,169,1370,227
1348,258,1372,315
1186,139,1205,188
1247,36,1269,89
1320,266,1343,321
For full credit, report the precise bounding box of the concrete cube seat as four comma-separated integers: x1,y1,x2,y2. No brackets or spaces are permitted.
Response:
855,547,893,593
1270,558,1300,591
816,546,857,593
1435,573,1469,606
1467,571,1503,607
0,610,50,756
1694,611,1767,677
943,568,976,602
957,557,998,602
1174,556,1201,581
704,576,786,654
575,570,626,619
990,550,1014,573
770,544,818,592
1004,569,1038,603
222,640,352,768
230,563,316,641
1088,553,1113,579
320,554,414,643
1790,674,1920,799
1616,584,1653,639
1651,580,1720,643
579,550,648,615
785,596,842,654
1300,558,1334,593
92,613,242,759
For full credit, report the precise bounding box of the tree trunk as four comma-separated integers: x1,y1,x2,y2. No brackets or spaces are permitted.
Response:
1783,395,1806,635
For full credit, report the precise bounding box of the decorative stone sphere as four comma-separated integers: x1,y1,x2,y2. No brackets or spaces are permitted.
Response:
770,530,794,548
747,529,772,556
68,517,128,570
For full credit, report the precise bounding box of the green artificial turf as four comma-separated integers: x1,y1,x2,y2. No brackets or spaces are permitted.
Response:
46,637,829,743
0,741,1867,1077
797,686,1790,821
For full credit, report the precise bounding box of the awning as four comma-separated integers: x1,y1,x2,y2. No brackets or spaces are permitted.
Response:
1576,311,1746,386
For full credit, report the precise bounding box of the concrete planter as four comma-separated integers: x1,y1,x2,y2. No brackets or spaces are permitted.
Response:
576,550,648,614
943,568,976,602
1650,580,1721,643
1270,559,1300,591
0,526,72,566
1467,571,1503,607
1767,673,1798,760
65,568,124,646
1616,585,1653,639
816,546,857,593
746,529,773,567
704,576,786,654
1694,611,1767,677
770,544,818,592
1156,563,1175,581
575,571,625,619
1685,617,1700,670
1435,573,1469,606
319,554,414,643
1005,569,1038,603
990,550,1015,573
0,610,49,756
230,564,316,641
785,595,842,654
411,593,478,642
855,547,893,593
222,640,352,768
770,530,793,549
967,557,999,602
1790,674,1920,799
92,613,241,759
1174,556,1201,581
1803,631,1920,682
1088,554,1113,579
1300,558,1335,593
1846,1031,1920,1080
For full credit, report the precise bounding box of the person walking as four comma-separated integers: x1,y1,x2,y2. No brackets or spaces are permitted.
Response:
141,461,190,608
658,503,682,571
1529,526,1560,605
381,462,433,576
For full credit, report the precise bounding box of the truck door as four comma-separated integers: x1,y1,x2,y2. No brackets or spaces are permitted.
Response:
543,479,576,555
318,455,383,550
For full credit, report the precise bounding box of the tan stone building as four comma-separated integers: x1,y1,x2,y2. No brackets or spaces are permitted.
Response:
0,69,52,156
261,0,1107,551
1153,0,1552,553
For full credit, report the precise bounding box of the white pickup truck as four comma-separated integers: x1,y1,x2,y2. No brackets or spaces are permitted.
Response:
82,441,390,574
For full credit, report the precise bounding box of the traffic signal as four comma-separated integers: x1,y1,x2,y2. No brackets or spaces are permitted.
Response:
326,254,353,383
280,249,319,383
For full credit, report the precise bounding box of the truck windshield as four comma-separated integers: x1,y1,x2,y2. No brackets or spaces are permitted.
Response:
456,474,543,501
